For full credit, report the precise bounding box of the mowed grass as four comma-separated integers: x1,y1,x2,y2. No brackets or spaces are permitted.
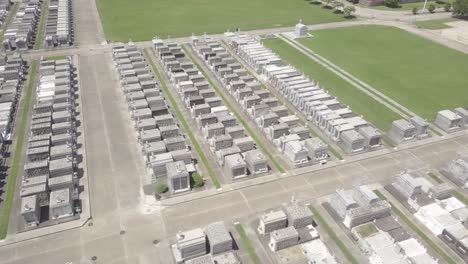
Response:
414,18,458,29
263,38,400,131
298,25,468,120
95,0,345,41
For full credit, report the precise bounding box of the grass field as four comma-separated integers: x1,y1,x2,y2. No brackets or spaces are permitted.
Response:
263,38,400,131
298,25,468,120
0,61,37,239
372,1,446,11
95,0,345,41
414,18,458,29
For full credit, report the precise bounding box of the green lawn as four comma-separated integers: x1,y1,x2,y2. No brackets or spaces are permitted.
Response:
95,0,345,41
414,18,458,29
298,25,468,120
356,223,378,238
33,0,48,50
263,38,400,131
372,1,446,11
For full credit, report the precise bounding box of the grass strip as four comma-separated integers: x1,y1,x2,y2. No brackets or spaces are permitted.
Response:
234,223,261,264
0,61,38,239
33,0,48,50
0,3,19,43
143,49,221,188
374,190,457,264
181,44,285,173
452,191,468,206
45,56,67,61
309,206,359,264
428,172,443,184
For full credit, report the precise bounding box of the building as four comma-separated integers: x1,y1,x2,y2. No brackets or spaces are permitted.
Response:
167,161,190,194
244,149,268,175
294,20,309,38
454,107,468,127
388,119,416,144
284,203,314,229
343,200,391,228
339,130,365,154
269,226,299,251
392,173,423,199
258,209,288,235
330,189,359,219
21,195,40,226
358,126,382,149
441,158,468,186
224,154,247,179
410,116,429,139
173,228,207,262
49,188,73,220
205,222,232,254
435,110,463,132
304,137,328,163
283,140,308,165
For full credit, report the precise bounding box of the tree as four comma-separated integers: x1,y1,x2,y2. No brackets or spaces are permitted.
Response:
322,0,333,8
412,7,419,14
453,0,468,16
384,0,400,8
333,1,345,12
344,5,356,17
311,0,322,5
191,172,204,188
444,2,452,11
156,183,168,194
428,3,436,12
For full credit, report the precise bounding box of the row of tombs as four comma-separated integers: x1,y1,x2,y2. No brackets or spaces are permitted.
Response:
152,38,271,179
21,57,82,229
191,35,329,167
111,43,197,194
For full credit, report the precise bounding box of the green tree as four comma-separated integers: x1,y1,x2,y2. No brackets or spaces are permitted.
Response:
344,5,356,17
384,0,400,8
412,7,419,14
156,183,168,194
428,3,436,12
453,0,468,15
322,0,333,8
333,1,345,12
191,172,204,188
444,2,452,11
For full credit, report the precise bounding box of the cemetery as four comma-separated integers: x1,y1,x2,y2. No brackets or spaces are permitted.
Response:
254,200,338,263
191,34,329,167
3,0,42,50
226,33,383,154
44,0,73,48
325,185,440,264
111,43,197,194
153,38,271,180
20,57,84,230
386,171,468,261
